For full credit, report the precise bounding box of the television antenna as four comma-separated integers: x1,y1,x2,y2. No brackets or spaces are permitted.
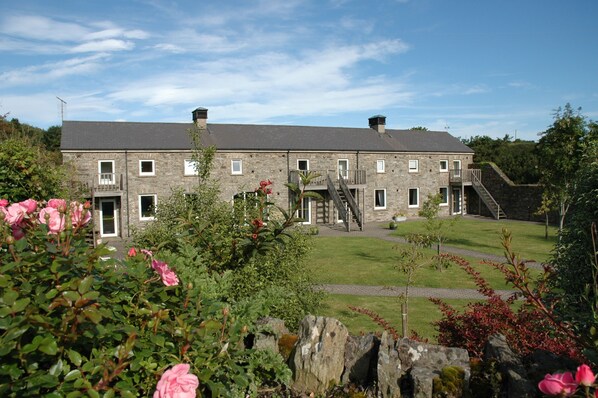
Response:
56,96,67,121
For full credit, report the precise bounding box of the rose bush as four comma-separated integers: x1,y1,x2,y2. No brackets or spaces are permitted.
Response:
0,194,293,397
539,364,597,397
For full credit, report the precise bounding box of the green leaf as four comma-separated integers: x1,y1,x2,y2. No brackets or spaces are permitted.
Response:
87,389,100,398
120,391,136,398
4,326,28,341
82,307,102,324
64,369,81,381
102,390,115,398
11,298,30,313
68,349,83,366
45,289,59,299
2,290,18,306
63,291,80,302
39,336,58,355
82,291,100,301
49,359,63,376
78,276,94,294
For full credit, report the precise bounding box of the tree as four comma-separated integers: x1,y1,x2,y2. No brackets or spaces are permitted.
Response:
419,193,458,270
43,125,62,152
536,104,593,231
410,126,429,131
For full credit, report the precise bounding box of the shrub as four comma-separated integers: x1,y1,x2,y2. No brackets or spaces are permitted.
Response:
0,198,291,397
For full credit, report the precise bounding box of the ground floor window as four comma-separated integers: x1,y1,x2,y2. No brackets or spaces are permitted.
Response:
139,194,157,220
408,188,419,208
374,189,386,209
439,187,449,206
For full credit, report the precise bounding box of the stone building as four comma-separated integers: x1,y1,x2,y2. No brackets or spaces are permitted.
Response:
61,107,497,240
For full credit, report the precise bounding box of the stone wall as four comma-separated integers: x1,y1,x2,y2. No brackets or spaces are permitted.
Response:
474,162,555,222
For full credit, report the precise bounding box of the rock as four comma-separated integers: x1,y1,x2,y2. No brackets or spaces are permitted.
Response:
342,333,379,386
484,334,535,398
290,316,349,395
253,317,289,354
376,332,404,398
410,367,436,398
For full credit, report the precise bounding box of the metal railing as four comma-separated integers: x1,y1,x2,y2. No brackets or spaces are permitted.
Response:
470,169,506,219
289,169,366,186
338,175,363,230
449,169,472,184
327,174,348,230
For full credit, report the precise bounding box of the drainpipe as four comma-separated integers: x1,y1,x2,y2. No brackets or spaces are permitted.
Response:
286,150,291,211
125,150,130,237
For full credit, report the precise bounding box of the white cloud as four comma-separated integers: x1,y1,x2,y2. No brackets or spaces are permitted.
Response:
71,39,135,53
1,15,90,42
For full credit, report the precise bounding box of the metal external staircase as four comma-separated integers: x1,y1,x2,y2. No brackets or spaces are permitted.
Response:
326,174,363,231
471,169,506,220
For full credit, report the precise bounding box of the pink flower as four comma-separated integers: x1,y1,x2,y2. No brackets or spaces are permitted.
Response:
127,247,138,257
151,259,180,287
47,199,67,212
19,199,37,214
0,199,8,207
538,372,578,397
141,249,153,258
153,364,198,398
70,201,91,227
4,203,27,226
38,207,66,234
576,364,595,387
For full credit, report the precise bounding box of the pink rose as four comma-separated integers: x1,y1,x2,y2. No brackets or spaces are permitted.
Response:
19,199,37,214
538,372,577,397
0,199,9,207
576,364,595,387
38,207,66,234
141,249,153,258
151,259,180,287
4,203,26,226
47,199,67,212
70,201,91,227
153,364,198,398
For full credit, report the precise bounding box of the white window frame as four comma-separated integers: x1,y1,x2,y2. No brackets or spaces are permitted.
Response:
231,159,243,175
408,188,419,208
338,159,349,179
439,160,449,172
297,159,309,172
296,197,312,225
453,160,462,177
376,160,385,173
184,159,199,176
374,189,387,209
439,187,449,206
139,160,155,176
98,160,115,185
139,194,157,221
408,159,419,173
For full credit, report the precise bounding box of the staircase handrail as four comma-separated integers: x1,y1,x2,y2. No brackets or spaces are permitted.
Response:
338,175,363,230
327,174,349,230
471,170,505,219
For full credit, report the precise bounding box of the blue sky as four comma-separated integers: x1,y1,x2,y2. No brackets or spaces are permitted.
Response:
1,0,597,141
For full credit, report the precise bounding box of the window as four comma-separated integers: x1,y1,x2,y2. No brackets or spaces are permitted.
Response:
139,160,155,176
439,187,449,206
139,194,157,220
439,160,449,172
231,159,243,175
409,159,419,173
408,188,419,208
453,160,462,177
376,160,385,173
297,159,309,171
338,159,349,179
98,160,115,185
374,189,386,209
184,159,199,176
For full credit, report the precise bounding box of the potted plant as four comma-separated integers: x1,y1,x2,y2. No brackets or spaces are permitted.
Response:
389,221,398,230
393,212,407,222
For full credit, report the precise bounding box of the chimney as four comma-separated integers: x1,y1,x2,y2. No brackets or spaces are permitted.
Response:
192,107,208,129
368,115,386,133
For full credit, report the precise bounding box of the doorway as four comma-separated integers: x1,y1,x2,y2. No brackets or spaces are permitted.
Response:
99,198,118,237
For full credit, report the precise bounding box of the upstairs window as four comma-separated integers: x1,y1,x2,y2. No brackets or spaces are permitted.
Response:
184,159,199,176
231,159,243,175
376,160,385,173
139,160,155,176
409,160,419,173
98,160,115,185
439,160,449,172
297,159,309,171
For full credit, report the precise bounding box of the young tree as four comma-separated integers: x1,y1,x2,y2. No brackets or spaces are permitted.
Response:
536,104,593,231
419,193,458,270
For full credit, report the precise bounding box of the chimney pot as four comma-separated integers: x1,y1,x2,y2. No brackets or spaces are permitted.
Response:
192,107,208,128
368,115,386,133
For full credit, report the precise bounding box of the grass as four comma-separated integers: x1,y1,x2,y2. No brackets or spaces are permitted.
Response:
390,217,557,263
307,236,533,291
317,294,477,342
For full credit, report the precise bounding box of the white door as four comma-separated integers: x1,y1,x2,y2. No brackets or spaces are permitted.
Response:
338,159,349,179
297,198,311,224
99,198,118,237
452,188,462,215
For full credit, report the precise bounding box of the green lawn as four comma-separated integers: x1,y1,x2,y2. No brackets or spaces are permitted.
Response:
390,217,557,263
317,294,477,342
307,236,532,291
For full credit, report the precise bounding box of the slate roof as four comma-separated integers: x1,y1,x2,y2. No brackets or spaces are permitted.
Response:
61,120,473,153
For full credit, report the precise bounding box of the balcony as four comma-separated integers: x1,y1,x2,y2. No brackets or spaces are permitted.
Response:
449,169,473,185
289,169,366,189
74,173,124,197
